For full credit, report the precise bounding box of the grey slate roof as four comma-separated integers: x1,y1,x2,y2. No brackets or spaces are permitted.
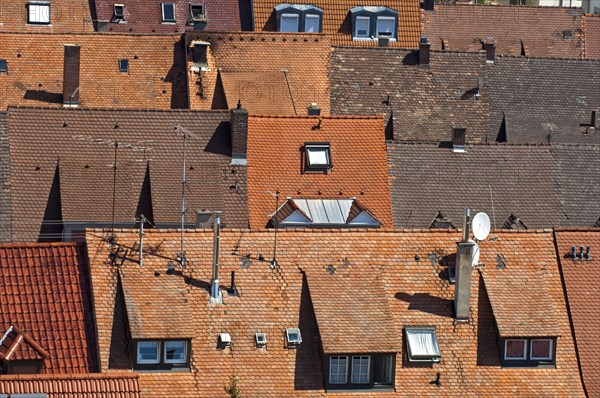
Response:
4,107,248,242
387,142,600,228
489,57,600,145
330,47,492,143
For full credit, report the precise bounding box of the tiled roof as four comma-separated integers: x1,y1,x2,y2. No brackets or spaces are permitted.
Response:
185,32,331,115
0,373,141,398
0,326,50,362
422,4,585,58
555,230,600,398
0,33,188,110
252,0,421,47
4,107,248,242
0,0,94,33
247,116,393,229
0,112,10,243
0,242,97,373
92,0,244,33
584,14,600,59
87,228,584,397
330,47,492,143
489,56,600,145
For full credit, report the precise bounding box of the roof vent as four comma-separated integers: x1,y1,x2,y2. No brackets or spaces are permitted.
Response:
451,127,466,153
195,210,212,228
307,102,321,116
563,30,572,39
584,247,591,261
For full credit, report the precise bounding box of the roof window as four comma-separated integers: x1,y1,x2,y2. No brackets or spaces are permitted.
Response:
503,338,555,366
405,327,441,363
161,3,176,23
304,142,331,171
119,59,129,73
0,60,7,73
190,4,205,19
350,6,398,41
137,341,160,364
28,2,50,25
274,4,323,33
219,333,232,348
286,328,302,347
164,340,187,363
255,332,267,347
113,4,125,20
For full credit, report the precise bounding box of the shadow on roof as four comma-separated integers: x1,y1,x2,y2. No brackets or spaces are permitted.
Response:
395,292,453,318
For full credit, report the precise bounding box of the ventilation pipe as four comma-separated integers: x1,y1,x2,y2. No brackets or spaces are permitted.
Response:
209,211,223,304
454,208,476,321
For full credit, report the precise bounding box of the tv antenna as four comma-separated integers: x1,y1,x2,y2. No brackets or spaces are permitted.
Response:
267,190,281,268
174,124,199,268
135,214,155,267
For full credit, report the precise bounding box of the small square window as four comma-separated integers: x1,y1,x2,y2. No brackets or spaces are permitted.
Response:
219,333,231,348
329,356,348,384
113,4,125,20
0,60,7,73
119,59,129,73
164,341,187,363
28,2,50,24
305,143,331,171
255,332,267,347
190,4,205,20
405,327,441,362
162,3,176,23
355,16,371,38
280,13,299,32
376,16,395,38
504,339,527,360
351,356,370,384
530,339,553,360
286,328,302,346
305,14,320,33
137,341,160,364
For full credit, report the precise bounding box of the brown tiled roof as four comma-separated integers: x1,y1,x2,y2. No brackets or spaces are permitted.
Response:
0,373,141,398
253,0,421,47
422,5,584,58
247,116,393,228
0,0,94,33
93,0,244,33
0,326,50,363
555,230,600,398
0,242,97,373
0,33,188,110
87,228,584,397
185,32,331,115
330,47,492,143
584,14,600,59
4,107,248,242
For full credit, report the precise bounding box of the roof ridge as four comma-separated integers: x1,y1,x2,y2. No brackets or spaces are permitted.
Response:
0,241,79,248
248,115,383,120
497,55,600,62
554,227,600,232
333,46,487,57
7,106,231,114
433,3,584,10
89,227,554,234
0,31,182,37
0,372,141,381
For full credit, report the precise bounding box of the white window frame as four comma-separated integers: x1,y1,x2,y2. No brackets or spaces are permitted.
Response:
376,16,396,39
304,14,320,33
113,4,125,19
137,341,160,364
305,144,331,169
351,356,370,384
28,2,50,24
530,339,553,360
354,16,371,39
286,328,302,346
405,327,441,362
504,339,527,360
163,340,187,363
161,3,176,23
329,356,348,384
280,13,299,32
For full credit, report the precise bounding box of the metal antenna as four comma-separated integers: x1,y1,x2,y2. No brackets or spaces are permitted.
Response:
111,141,118,241
271,191,280,268
138,214,145,267
488,184,497,230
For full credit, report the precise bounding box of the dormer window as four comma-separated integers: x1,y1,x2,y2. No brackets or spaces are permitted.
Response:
161,3,176,23
304,142,331,172
326,354,395,390
405,327,441,363
190,4,205,20
502,338,555,366
137,341,160,364
28,2,50,25
274,4,323,33
134,340,190,370
350,6,398,41
113,4,125,21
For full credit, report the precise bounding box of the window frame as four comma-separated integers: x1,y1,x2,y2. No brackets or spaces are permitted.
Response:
113,4,125,20
504,339,527,361
0,60,7,73
328,356,349,384
163,340,187,363
304,13,321,33
134,339,191,371
304,142,332,172
280,13,300,32
161,3,176,23
137,341,160,364
376,16,396,39
325,353,395,391
530,339,553,361
28,2,51,25
405,326,441,363
354,16,371,38
119,59,129,73
501,337,556,367
351,356,371,384
286,328,302,347
189,4,205,20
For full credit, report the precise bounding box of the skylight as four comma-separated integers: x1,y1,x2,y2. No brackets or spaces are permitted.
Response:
286,328,302,347
0,60,7,73
161,3,176,23
255,332,267,347
305,143,331,171
119,59,129,73
405,327,441,362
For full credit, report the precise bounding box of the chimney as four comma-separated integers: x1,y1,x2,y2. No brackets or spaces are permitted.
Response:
209,211,223,304
454,208,476,321
452,127,466,153
378,36,389,48
195,209,212,228
230,100,248,166
419,37,431,67
484,37,496,64
591,110,597,129
307,102,321,116
63,45,81,107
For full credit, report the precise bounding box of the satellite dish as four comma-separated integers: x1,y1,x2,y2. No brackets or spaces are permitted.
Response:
472,212,491,241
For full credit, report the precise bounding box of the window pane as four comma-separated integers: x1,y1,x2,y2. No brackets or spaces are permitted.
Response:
162,3,175,21
164,341,187,363
505,339,527,359
406,329,439,356
531,339,552,360
138,341,159,363
307,148,329,166
374,354,393,384
29,4,50,24
351,356,370,384
280,14,299,32
329,356,347,384
377,17,395,37
305,14,320,33
355,17,370,37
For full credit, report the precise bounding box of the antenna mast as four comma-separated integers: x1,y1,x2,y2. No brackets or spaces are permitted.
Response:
271,191,280,268
110,141,118,242
174,124,196,267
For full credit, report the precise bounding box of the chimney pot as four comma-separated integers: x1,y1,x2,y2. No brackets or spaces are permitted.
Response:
419,37,431,67
307,102,321,116
591,110,597,129
578,246,584,260
63,45,81,107
484,37,496,64
584,247,591,261
571,246,577,261
230,102,248,165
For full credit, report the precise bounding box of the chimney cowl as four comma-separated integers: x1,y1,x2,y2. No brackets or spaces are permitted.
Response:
419,37,431,67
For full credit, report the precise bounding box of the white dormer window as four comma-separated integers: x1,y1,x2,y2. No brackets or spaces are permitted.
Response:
28,2,50,24
376,16,395,37
355,16,370,38
280,13,299,32
304,14,320,33
405,327,441,363
137,341,160,364
161,3,176,23
329,356,348,384
351,356,370,384
274,4,323,33
255,332,267,347
350,6,398,41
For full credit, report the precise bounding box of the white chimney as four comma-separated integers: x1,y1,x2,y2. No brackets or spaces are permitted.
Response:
454,208,476,321
209,211,223,304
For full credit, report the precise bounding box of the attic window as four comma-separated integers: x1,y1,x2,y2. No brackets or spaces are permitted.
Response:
137,341,160,364
280,13,299,32
376,16,395,37
502,338,555,366
405,327,441,363
113,4,125,20
164,340,187,363
504,339,527,360
305,14,320,33
255,333,267,347
305,143,331,171
274,4,323,33
161,3,176,23
326,354,394,390
286,328,302,347
28,2,50,24
355,16,370,38
192,43,209,69
0,60,7,73
190,4,205,20
350,6,398,41
119,59,129,73
134,340,190,370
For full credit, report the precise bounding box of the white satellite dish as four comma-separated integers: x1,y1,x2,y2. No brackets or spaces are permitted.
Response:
472,212,491,241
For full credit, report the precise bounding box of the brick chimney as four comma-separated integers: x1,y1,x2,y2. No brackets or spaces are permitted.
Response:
419,37,430,67
63,45,81,107
230,100,248,166
484,37,496,64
